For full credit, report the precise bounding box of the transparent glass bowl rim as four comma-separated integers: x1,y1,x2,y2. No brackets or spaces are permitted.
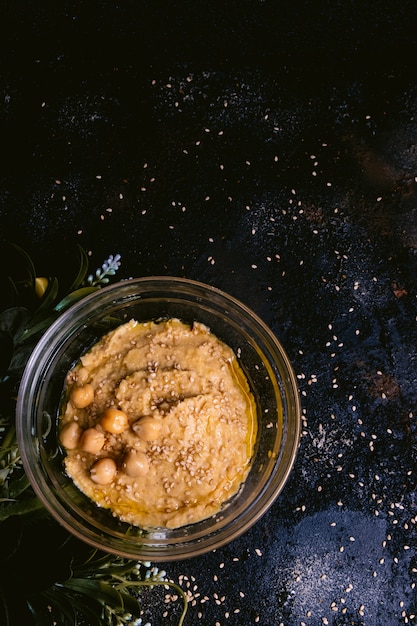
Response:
16,276,301,560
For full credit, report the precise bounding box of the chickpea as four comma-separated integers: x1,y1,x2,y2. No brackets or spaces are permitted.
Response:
132,416,161,441
100,408,129,434
90,457,117,485
59,421,82,450
70,383,94,409
79,427,105,454
122,450,149,477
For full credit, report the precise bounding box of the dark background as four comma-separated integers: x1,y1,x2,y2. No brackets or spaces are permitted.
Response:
2,2,417,624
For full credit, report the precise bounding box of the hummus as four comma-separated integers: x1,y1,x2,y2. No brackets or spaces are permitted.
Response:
59,318,257,529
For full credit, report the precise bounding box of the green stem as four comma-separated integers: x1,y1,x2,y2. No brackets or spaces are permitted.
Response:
114,579,188,626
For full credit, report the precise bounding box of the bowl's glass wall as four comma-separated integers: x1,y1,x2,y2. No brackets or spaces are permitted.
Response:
17,277,300,560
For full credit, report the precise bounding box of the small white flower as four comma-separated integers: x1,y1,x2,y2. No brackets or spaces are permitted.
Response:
87,253,122,286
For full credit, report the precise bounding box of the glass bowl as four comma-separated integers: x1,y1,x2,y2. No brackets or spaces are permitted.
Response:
16,277,301,561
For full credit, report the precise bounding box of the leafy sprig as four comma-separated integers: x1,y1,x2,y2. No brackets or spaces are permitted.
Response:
0,243,188,626
87,253,122,286
35,552,187,626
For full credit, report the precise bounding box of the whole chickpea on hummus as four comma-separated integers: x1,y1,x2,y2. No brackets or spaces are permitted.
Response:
59,318,257,529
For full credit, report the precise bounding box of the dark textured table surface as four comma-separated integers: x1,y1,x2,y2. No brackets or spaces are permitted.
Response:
2,2,417,625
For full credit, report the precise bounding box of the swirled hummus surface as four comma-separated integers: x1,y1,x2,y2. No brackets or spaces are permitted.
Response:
59,318,257,529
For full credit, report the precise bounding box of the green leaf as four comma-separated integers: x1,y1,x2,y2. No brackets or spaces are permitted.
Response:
115,587,142,616
60,578,126,610
72,551,116,577
0,306,31,338
18,312,59,343
58,579,142,626
7,341,40,376
58,592,104,626
54,286,99,312
0,495,45,521
14,278,60,344
71,552,138,580
97,560,140,579
66,245,90,293
27,599,53,626
40,589,77,626
9,242,36,287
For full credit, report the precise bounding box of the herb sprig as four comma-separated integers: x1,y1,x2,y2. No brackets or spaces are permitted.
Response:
0,243,188,626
